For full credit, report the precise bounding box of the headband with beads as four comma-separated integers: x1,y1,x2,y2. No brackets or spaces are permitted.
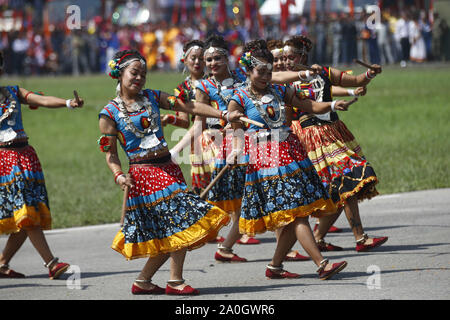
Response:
180,45,203,63
203,46,229,57
108,53,146,79
283,45,309,56
271,48,284,55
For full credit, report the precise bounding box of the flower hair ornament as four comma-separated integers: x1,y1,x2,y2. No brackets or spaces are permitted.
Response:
108,53,146,79
239,52,272,71
271,48,284,55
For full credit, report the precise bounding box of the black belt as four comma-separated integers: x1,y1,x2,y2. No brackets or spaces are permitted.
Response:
129,154,172,165
207,124,223,130
300,112,339,129
0,141,29,149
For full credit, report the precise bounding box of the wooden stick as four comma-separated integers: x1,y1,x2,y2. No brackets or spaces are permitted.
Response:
200,164,231,200
353,59,374,70
73,90,81,105
240,117,265,128
344,97,358,107
297,63,314,71
120,185,129,227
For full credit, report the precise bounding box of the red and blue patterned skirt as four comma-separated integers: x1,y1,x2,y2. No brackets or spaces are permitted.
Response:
0,145,52,234
238,132,336,236
111,160,230,260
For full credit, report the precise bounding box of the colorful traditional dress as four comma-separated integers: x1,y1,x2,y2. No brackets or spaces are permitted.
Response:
290,66,378,207
173,76,213,194
230,84,336,236
0,86,51,234
197,67,247,213
99,89,230,260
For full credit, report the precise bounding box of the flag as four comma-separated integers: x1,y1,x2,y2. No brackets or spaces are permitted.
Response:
349,0,354,18
195,0,202,20
311,0,317,20
217,0,227,26
280,0,290,32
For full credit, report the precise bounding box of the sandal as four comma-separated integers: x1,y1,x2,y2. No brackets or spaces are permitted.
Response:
132,279,165,295
317,239,343,252
265,264,301,279
165,279,199,295
45,257,70,280
316,259,347,280
0,264,25,278
356,234,388,252
214,245,247,262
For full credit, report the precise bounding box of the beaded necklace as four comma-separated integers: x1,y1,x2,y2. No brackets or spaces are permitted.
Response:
114,92,159,138
211,71,243,105
246,84,286,130
0,87,18,126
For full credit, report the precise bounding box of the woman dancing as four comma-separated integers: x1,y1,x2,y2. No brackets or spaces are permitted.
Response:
284,35,388,252
0,50,82,279
98,49,243,295
229,40,349,279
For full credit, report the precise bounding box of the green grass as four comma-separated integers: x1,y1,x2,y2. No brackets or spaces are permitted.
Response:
4,65,450,228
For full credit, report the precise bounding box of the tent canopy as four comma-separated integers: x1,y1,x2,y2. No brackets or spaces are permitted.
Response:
259,0,306,16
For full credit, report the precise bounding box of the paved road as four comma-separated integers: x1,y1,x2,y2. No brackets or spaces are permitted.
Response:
1,188,449,303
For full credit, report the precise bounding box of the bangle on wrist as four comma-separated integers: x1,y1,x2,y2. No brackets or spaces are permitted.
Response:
167,114,177,125
66,99,74,109
365,70,375,80
114,171,124,184
298,70,313,81
331,100,337,112
221,110,229,121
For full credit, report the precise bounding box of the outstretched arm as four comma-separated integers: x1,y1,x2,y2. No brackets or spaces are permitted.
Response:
330,65,381,88
18,88,84,109
285,87,351,114
332,86,367,97
159,91,243,123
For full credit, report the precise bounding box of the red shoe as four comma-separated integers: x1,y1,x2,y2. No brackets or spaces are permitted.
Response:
215,250,247,262
317,239,343,252
49,262,70,280
356,236,388,252
317,260,347,280
328,225,342,233
313,224,342,233
236,237,260,245
0,265,25,278
208,236,225,243
131,283,165,295
266,265,301,279
166,284,200,296
283,251,310,261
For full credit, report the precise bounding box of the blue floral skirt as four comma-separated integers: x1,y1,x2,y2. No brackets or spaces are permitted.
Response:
206,133,246,213
0,145,51,234
238,133,336,236
111,161,230,260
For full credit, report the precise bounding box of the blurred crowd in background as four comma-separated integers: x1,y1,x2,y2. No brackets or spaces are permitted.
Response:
1,0,449,76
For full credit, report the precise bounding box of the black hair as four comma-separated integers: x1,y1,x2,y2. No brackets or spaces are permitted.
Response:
284,35,313,53
204,34,228,52
113,49,146,66
266,39,284,51
242,39,274,68
183,40,204,53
